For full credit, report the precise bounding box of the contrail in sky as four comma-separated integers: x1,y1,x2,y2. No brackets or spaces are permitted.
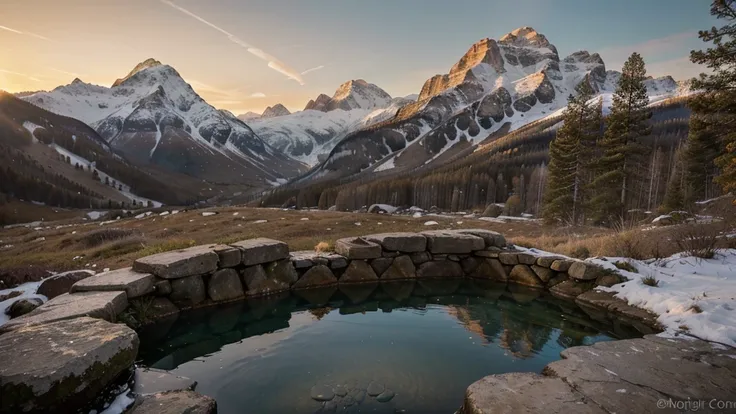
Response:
0,69,42,82
0,24,50,41
160,0,305,85
301,65,325,75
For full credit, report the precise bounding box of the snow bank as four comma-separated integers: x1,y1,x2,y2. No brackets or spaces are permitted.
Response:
590,250,736,347
0,281,47,327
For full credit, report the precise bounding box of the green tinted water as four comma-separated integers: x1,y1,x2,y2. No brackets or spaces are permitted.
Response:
138,280,638,414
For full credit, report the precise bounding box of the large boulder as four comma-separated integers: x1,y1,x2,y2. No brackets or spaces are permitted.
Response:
71,267,154,298
6,298,43,318
128,390,217,414
230,238,289,266
242,261,297,296
549,280,595,301
364,233,427,252
1,291,128,332
568,262,606,281
133,245,219,279
292,265,338,289
169,275,206,307
467,258,507,282
37,270,96,299
339,260,379,283
508,265,544,288
0,317,138,413
380,256,416,280
207,269,244,302
417,261,464,278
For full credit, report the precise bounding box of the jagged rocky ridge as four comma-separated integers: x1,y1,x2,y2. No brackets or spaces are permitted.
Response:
21,59,305,186
300,27,683,183
249,79,412,165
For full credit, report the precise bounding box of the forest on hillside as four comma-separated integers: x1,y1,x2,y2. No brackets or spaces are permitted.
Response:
260,97,697,218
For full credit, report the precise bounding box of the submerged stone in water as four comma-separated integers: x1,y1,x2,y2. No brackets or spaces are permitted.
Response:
367,381,385,396
310,384,335,401
376,389,395,402
333,385,348,397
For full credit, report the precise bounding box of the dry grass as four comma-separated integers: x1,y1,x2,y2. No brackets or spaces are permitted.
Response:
314,241,333,253
1,204,733,273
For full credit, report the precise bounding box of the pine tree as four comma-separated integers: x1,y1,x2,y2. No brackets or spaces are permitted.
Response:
590,53,652,223
542,80,599,224
689,0,736,200
682,116,721,204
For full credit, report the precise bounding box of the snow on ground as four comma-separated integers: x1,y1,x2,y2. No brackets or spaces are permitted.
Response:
478,215,540,223
513,246,736,346
590,250,736,347
87,211,106,220
424,221,439,226
0,281,47,327
22,121,43,142
49,144,162,207
374,156,396,172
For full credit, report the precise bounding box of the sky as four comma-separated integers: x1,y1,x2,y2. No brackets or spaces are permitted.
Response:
0,0,720,115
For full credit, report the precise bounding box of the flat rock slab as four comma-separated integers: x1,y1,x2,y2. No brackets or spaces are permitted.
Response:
1,291,128,332
421,231,484,254
335,237,382,259
462,372,605,414
0,317,138,413
230,238,289,266
133,245,219,279
574,290,659,330
132,368,197,396
211,245,241,268
71,267,154,298
543,336,736,413
128,390,216,414
568,261,606,281
452,229,506,248
364,232,427,252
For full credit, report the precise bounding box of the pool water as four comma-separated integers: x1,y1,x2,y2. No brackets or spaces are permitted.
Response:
138,280,637,414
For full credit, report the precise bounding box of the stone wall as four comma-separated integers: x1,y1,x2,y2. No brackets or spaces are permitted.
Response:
0,229,634,413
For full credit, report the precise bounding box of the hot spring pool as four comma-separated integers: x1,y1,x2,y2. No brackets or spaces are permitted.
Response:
137,280,638,413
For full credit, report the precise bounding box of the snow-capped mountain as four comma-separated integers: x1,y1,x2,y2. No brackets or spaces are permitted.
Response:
237,111,262,121
261,104,291,118
303,27,684,183
249,80,410,165
21,59,305,186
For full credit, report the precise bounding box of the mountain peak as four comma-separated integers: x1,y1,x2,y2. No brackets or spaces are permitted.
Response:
499,27,551,49
262,103,291,118
330,79,392,111
112,58,163,87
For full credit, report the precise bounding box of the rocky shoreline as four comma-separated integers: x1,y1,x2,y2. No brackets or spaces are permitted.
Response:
2,230,729,413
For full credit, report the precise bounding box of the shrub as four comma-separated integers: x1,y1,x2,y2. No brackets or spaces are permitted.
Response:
78,228,140,248
642,275,660,287
610,232,646,260
614,261,638,273
481,204,503,218
674,224,719,259
503,195,523,217
571,246,591,259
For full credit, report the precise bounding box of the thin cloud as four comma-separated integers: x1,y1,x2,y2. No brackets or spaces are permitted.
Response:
0,24,51,41
301,65,325,75
160,0,305,85
0,69,42,82
250,92,266,98
598,31,696,66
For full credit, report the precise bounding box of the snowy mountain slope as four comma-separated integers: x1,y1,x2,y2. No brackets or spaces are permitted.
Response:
303,27,684,183
21,59,305,186
249,80,410,165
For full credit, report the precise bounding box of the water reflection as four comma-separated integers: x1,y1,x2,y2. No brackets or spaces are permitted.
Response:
138,280,641,414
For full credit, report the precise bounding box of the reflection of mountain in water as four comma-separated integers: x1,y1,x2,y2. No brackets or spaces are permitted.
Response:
137,280,635,370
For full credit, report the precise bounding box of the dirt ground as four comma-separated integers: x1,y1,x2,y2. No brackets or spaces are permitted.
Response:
0,205,732,278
